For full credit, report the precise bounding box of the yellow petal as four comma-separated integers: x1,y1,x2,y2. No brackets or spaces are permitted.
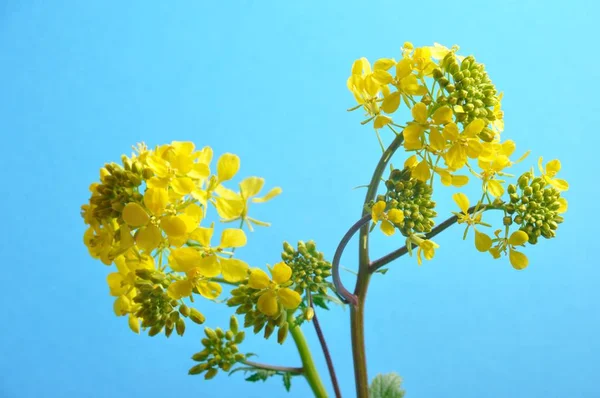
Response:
374,58,396,70
463,119,485,137
474,230,493,252
257,291,279,316
442,122,460,141
487,179,504,198
215,197,244,219
445,144,466,170
451,175,469,187
167,280,193,299
413,160,431,182
219,228,247,248
278,288,302,310
239,177,264,198
374,115,392,129
128,314,140,334
169,247,202,273
196,281,222,300
380,220,396,236
411,102,428,124
160,215,188,237
432,106,453,125
271,262,292,284
144,188,168,216
466,140,483,159
188,163,211,180
372,69,393,85
189,226,213,247
196,255,221,278
220,258,249,282
509,248,529,270
549,178,569,191
248,268,270,289
113,295,131,316
171,177,195,196
107,273,127,296
253,186,282,203
557,198,568,213
546,159,561,175
371,201,386,222
135,224,162,252
388,209,404,224
395,59,412,79
404,155,418,168
452,193,470,214
122,202,150,227
508,230,529,246
429,127,445,151
381,91,400,114
217,153,240,182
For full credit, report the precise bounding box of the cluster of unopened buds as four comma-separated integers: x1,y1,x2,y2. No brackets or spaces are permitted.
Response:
81,41,568,398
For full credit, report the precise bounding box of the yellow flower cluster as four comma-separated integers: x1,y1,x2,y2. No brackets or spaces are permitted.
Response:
350,43,569,269
81,141,281,333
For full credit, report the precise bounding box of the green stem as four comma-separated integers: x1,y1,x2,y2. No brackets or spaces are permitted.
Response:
288,314,329,397
351,133,405,398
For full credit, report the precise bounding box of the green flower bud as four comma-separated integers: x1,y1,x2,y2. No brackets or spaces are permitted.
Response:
189,363,209,375
176,318,186,336
189,309,205,325
277,323,289,345
204,368,218,380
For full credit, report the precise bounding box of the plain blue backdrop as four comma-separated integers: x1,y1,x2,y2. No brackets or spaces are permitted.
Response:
1,1,598,397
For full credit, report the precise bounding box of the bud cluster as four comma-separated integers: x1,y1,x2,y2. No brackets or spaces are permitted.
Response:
506,172,565,245
381,167,437,236
281,241,332,295
88,155,151,222
189,316,246,379
433,53,499,128
133,272,204,337
227,284,290,343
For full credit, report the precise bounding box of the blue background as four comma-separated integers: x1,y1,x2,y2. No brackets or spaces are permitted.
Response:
1,1,597,397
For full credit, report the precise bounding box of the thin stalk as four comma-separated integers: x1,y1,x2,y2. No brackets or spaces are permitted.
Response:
242,360,303,374
351,133,405,398
309,294,343,398
288,313,329,397
369,205,502,273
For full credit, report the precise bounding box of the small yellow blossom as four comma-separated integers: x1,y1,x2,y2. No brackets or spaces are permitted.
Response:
248,263,302,316
371,201,405,236
538,157,569,191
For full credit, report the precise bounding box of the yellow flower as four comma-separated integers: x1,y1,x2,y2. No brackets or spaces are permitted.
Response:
409,234,439,265
507,231,529,270
347,57,391,116
442,119,485,171
248,263,302,316
371,201,405,236
538,157,568,191
489,230,530,270
168,226,250,299
476,140,528,198
144,142,212,196
452,193,492,252
108,254,155,333
213,176,281,231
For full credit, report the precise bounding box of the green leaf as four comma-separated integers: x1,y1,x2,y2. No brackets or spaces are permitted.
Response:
312,295,330,310
374,268,389,275
282,372,292,391
245,369,277,382
369,373,405,398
